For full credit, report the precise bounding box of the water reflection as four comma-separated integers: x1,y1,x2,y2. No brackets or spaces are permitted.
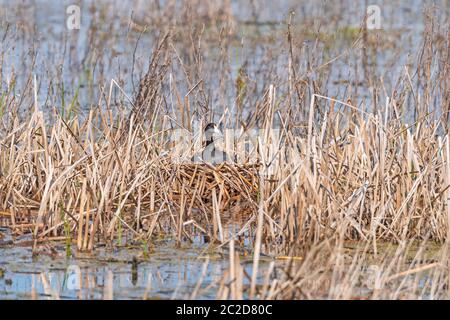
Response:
0,241,268,300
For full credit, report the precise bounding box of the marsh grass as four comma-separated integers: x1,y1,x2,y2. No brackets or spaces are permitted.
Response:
2,90,449,248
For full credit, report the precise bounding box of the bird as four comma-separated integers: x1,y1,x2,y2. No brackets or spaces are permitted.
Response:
192,123,233,165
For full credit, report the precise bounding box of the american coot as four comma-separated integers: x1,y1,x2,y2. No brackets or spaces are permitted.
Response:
192,123,232,165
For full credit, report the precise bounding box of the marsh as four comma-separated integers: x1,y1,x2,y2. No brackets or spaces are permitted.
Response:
0,0,449,300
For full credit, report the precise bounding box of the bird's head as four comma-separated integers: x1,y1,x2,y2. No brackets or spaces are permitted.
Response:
204,122,222,143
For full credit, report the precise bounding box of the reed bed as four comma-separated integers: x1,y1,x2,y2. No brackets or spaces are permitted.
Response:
0,86,449,253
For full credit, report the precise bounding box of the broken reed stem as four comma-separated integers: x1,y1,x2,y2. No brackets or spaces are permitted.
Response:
229,239,236,299
212,188,224,243
82,197,90,251
77,178,87,251
250,173,265,298
177,185,185,243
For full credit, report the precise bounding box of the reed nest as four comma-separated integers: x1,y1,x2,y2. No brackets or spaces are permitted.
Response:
164,162,261,213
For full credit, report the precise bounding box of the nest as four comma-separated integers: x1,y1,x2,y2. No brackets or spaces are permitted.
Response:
162,162,261,214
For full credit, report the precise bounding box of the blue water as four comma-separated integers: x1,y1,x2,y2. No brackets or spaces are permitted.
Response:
0,0,447,121
0,232,270,300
